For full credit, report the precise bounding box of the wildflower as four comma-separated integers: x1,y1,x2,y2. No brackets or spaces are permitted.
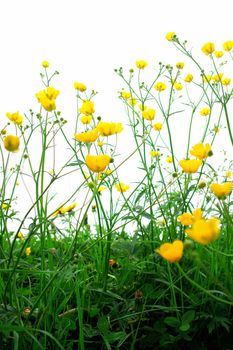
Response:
53,203,77,217
210,182,233,199
79,100,95,115
6,111,23,125
153,123,162,131
222,78,231,86
186,218,220,245
154,82,167,91
201,42,215,55
80,115,92,124
199,107,210,116
98,141,103,147
178,208,203,226
42,61,49,68
166,32,175,41
176,62,184,69
190,143,212,160
157,240,184,263
142,108,156,121
136,60,148,69
36,86,59,112
98,186,106,193
174,82,183,90
212,73,224,82
97,122,123,136
3,135,20,152
184,73,193,83
222,40,233,51
214,51,224,58
179,159,202,174
166,156,173,163
202,74,212,83
128,98,137,106
25,247,31,256
74,128,99,143
121,91,131,100
138,104,147,111
74,82,87,92
1,203,10,210
213,125,220,133
86,154,111,173
150,150,160,157
226,170,232,178
115,182,130,192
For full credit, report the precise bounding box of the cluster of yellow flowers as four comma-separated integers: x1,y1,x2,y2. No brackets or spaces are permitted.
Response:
6,111,23,125
53,203,77,217
36,86,60,112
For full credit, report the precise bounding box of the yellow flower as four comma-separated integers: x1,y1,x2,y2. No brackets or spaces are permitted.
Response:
150,150,160,157
214,51,224,58
210,182,233,199
201,42,215,55
42,61,49,68
25,247,31,256
166,32,175,41
178,213,193,226
121,91,131,100
98,186,106,193
74,128,99,143
6,111,23,125
86,154,111,173
186,218,220,245
17,232,25,240
138,104,147,111
97,122,123,136
79,100,95,115
166,156,173,164
74,82,87,92
142,108,156,121
223,40,233,51
179,159,202,174
98,141,104,147
202,74,212,83
226,170,232,178
115,182,130,192
190,143,212,160
212,73,223,82
128,98,137,106
36,87,59,112
176,62,184,69
213,126,220,133
199,107,210,116
154,82,167,92
153,123,163,131
80,115,92,124
1,203,10,210
174,82,183,90
3,135,20,152
136,60,148,69
184,74,193,83
53,203,77,217
157,240,183,263
222,78,231,86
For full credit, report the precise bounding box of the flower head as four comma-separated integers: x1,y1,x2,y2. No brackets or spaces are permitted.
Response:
86,154,111,173
184,74,193,83
199,107,210,116
115,182,130,192
79,100,95,115
136,60,148,69
223,40,233,51
154,82,167,92
80,115,92,124
225,170,232,178
166,32,175,41
214,51,224,58
142,108,156,121
186,218,220,245
157,240,183,263
3,135,20,152
153,123,162,131
176,62,184,69
222,78,231,86
42,61,49,68
97,122,123,136
150,150,160,158
174,82,183,91
74,82,87,92
121,91,131,100
53,203,77,217
74,128,99,143
210,182,233,199
179,159,202,174
201,42,215,55
166,156,173,164
190,143,212,160
6,112,23,125
36,87,59,112
25,247,31,256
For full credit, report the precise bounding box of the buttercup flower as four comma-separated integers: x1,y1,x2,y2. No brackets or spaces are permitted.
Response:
115,182,130,192
25,247,31,256
166,156,173,163
36,87,59,112
86,154,111,173
53,203,77,217
176,62,184,69
222,78,231,86
142,108,156,121
97,122,123,136
202,74,212,83
174,82,183,90
222,40,233,51
121,91,131,100
74,82,87,92
199,107,210,116
80,115,92,124
178,208,203,226
212,73,223,83
17,232,25,240
136,60,148,69
74,128,99,143
42,61,49,68
225,170,232,178
214,51,224,58
190,143,212,160
153,123,162,131
157,240,183,263
179,159,202,174
184,74,193,83
185,218,220,245
6,111,23,125
154,82,167,92
166,32,175,41
79,100,95,115
128,98,137,106
3,135,20,152
150,150,160,157
201,42,215,55
210,182,233,199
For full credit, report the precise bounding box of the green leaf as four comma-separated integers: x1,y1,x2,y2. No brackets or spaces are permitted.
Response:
97,316,109,334
164,316,179,328
181,310,195,324
179,323,190,332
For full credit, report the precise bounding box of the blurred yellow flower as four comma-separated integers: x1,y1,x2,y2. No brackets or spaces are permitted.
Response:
25,247,31,256
3,135,20,152
74,82,87,92
17,232,25,240
153,123,162,131
53,203,77,217
154,82,167,91
179,159,202,174
136,60,148,69
80,115,92,124
128,98,137,106
86,154,111,173
174,82,183,90
223,40,233,51
201,42,215,55
157,240,183,263
186,218,220,245
142,108,156,121
115,182,130,192
202,74,212,83
36,87,59,112
166,32,175,41
176,62,184,69
97,122,123,136
121,91,131,100
74,128,99,143
166,156,173,163
150,150,160,157
98,186,106,193
1,203,10,210
214,51,224,58
98,141,104,147
212,73,223,82
138,104,147,111
226,170,232,178
6,111,23,125
222,78,231,86
199,107,210,116
190,143,212,160
184,74,193,83
42,61,49,68
79,100,95,115
178,208,203,226
210,182,233,199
